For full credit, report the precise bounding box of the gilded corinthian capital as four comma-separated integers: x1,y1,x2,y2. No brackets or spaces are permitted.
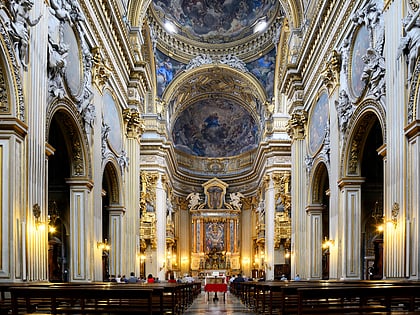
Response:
321,50,341,93
92,47,111,93
123,108,144,139
286,110,307,140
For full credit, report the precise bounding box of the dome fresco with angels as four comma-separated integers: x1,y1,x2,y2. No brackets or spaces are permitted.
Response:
152,0,279,44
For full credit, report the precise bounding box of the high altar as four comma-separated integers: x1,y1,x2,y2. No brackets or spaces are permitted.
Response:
187,178,244,274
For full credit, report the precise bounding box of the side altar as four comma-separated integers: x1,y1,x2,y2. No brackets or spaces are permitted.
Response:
187,178,244,274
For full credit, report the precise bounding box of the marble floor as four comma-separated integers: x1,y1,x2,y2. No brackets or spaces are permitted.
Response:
183,291,256,314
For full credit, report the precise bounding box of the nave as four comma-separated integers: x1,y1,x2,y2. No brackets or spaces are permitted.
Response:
184,291,256,315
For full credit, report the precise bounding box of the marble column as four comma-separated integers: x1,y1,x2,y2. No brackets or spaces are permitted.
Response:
287,111,308,279
24,0,48,282
265,175,275,280
338,178,364,279
66,178,93,281
155,175,166,279
382,0,406,279
107,206,125,278
123,108,142,276
306,205,323,279
405,121,420,279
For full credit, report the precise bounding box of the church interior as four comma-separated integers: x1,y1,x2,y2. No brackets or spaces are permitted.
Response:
0,0,420,301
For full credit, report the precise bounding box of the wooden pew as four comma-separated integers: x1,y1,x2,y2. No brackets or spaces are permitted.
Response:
10,285,156,315
297,285,420,314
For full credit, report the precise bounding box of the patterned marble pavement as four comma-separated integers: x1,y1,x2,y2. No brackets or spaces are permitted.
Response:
183,291,257,314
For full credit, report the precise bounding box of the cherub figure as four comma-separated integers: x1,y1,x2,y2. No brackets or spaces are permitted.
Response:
8,0,42,70
230,192,244,209
186,192,201,210
398,9,420,82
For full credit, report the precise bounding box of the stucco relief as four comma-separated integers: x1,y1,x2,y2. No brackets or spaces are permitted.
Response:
343,0,385,103
47,0,95,133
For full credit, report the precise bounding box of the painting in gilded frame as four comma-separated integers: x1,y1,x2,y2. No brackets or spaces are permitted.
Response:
205,222,225,253
350,25,370,99
308,92,329,155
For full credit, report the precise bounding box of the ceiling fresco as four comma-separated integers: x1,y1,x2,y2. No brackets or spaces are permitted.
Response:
172,98,259,157
155,48,276,99
152,0,279,43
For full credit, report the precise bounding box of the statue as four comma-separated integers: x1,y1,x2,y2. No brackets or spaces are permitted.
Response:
398,10,420,82
229,192,244,210
8,0,42,71
186,192,201,210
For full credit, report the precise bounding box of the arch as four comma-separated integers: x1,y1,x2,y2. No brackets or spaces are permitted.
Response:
163,64,268,130
102,160,123,206
341,100,386,178
408,58,420,123
0,19,25,121
309,160,329,205
46,99,92,179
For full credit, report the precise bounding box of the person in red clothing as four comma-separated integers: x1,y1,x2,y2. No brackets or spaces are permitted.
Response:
147,273,155,283
168,275,176,283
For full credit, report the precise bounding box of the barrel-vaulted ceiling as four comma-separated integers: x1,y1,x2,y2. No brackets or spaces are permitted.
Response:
127,0,304,180
149,0,283,154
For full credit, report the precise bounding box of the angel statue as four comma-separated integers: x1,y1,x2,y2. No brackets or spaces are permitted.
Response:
230,192,244,210
397,9,420,82
186,192,201,210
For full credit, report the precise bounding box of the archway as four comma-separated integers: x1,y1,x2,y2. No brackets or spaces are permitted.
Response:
311,162,330,279
360,119,383,280
47,115,71,282
101,161,122,281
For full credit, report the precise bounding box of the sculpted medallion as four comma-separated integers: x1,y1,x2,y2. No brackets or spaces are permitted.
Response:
308,92,329,155
349,25,369,99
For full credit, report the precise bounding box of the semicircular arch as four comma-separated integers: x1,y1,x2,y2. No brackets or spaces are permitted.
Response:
102,159,123,205
309,159,329,205
163,64,268,119
340,100,385,178
46,99,92,179
0,20,25,121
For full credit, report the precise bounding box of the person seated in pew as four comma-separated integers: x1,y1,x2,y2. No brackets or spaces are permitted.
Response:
233,274,245,283
147,273,155,283
127,271,139,283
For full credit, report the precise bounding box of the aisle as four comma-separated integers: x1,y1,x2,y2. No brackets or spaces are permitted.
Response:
183,291,257,314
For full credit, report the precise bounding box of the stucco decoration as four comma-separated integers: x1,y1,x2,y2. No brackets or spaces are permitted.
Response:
47,0,96,133
346,0,385,103
335,90,354,143
102,91,122,154
307,92,329,155
6,0,41,71
397,10,420,84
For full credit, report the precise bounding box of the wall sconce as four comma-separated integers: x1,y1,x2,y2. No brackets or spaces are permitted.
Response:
322,237,335,249
264,262,271,270
284,249,291,259
97,239,110,251
33,204,45,230
159,261,166,271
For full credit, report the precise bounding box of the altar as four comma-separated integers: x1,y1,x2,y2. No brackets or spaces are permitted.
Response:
204,275,227,302
187,178,244,274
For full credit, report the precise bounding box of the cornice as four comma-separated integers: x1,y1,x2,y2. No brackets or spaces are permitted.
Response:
301,1,353,102
81,1,134,100
148,8,282,64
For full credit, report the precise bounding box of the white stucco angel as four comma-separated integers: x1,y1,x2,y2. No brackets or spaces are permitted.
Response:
186,192,201,210
230,192,244,209
398,9,420,82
